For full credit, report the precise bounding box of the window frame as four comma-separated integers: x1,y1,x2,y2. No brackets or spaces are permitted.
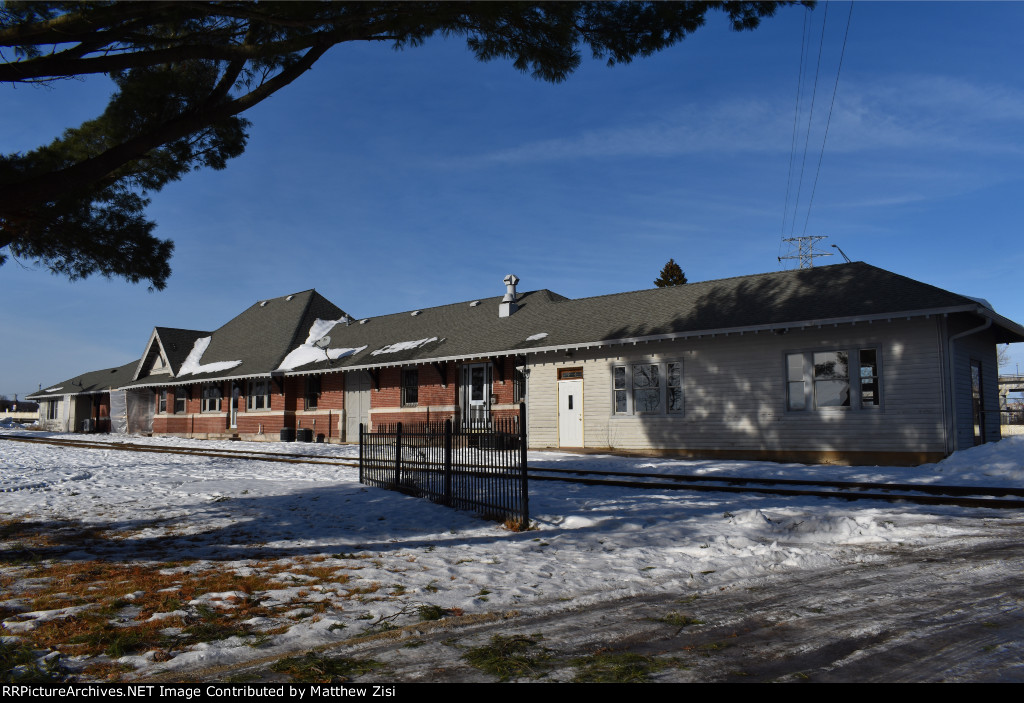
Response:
247,378,271,411
401,367,419,407
304,376,321,411
201,385,223,413
47,400,60,420
786,347,882,412
611,360,684,417
158,389,168,414
173,389,187,415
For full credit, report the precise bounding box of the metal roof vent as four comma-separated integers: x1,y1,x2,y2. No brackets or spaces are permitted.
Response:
287,295,294,301
411,310,421,316
359,319,369,325
470,301,481,307
259,301,268,307
499,274,520,318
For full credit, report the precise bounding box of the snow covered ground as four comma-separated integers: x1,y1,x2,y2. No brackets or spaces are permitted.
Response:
2,427,1023,681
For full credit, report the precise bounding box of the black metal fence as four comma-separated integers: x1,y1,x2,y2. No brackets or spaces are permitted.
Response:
359,404,528,526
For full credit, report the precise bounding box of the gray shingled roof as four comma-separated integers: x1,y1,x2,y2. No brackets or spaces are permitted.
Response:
28,360,140,399
152,327,210,374
128,289,349,386
287,262,1024,373
29,263,1024,394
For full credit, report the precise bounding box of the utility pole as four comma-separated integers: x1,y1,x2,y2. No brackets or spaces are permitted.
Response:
779,235,833,269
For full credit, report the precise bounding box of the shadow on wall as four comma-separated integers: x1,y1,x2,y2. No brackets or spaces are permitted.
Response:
596,268,945,465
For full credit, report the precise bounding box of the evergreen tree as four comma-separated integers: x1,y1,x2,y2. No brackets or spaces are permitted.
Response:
654,259,688,287
0,2,807,289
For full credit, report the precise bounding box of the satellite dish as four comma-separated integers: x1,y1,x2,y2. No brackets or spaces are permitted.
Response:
313,335,331,349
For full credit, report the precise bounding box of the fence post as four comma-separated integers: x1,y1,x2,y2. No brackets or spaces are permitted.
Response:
358,422,364,483
395,421,403,486
519,402,528,525
444,417,453,506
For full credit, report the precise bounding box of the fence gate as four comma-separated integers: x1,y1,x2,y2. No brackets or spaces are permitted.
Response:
359,404,528,526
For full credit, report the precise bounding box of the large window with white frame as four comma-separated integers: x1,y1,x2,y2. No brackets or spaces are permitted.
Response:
247,378,271,411
201,385,222,412
173,389,186,414
612,361,683,416
786,348,880,411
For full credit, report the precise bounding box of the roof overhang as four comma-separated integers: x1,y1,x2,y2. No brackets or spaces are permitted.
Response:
102,304,1024,390
284,304,1014,374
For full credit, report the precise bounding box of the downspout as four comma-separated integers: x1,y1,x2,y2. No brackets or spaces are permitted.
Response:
945,315,992,454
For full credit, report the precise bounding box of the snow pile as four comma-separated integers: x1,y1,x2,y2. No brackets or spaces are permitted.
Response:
922,435,1024,483
178,337,242,376
276,318,366,370
370,337,439,356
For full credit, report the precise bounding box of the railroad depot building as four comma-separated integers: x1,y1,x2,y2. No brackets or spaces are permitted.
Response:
28,263,1024,466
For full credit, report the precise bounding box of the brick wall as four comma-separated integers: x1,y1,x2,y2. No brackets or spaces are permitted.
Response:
368,359,525,427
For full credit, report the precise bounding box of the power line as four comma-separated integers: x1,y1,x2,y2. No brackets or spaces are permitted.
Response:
787,1,830,239
802,1,855,237
779,4,812,262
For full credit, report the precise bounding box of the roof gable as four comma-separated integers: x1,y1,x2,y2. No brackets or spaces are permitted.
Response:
129,290,352,384
133,327,209,381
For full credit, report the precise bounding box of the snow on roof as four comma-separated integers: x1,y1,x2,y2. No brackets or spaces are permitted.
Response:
276,318,365,371
178,337,242,376
277,345,366,371
44,387,62,393
526,332,549,341
370,337,439,356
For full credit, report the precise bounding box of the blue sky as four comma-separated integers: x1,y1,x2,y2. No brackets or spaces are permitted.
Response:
3,1,1024,399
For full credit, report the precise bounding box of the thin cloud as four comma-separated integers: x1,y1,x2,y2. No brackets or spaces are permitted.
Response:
452,74,1024,167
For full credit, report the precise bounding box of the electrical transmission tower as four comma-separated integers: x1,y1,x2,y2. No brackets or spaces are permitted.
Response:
779,236,833,269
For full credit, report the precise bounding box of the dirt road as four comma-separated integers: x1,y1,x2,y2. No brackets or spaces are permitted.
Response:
171,520,1023,683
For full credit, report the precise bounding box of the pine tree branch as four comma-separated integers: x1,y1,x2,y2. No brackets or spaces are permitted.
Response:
0,42,331,216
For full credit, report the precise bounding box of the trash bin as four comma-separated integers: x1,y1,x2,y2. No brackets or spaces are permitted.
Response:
297,428,313,442
280,427,295,442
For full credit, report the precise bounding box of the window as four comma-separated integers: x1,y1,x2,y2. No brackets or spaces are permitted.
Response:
401,368,418,407
787,348,880,411
174,390,187,414
201,385,222,412
47,400,59,420
513,368,526,404
613,361,683,416
158,389,167,414
247,379,270,410
305,376,321,411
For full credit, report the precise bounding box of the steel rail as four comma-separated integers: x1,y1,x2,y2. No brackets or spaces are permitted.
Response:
4,434,1023,510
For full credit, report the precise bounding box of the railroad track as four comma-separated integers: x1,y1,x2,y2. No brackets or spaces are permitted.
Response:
0,433,362,468
525,466,1024,510
4,433,1024,510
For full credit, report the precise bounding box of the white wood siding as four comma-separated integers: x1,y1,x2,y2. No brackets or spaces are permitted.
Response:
526,317,949,456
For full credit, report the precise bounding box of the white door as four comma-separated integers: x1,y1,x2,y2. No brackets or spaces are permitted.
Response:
462,363,491,428
345,371,371,440
229,385,239,429
558,379,583,447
